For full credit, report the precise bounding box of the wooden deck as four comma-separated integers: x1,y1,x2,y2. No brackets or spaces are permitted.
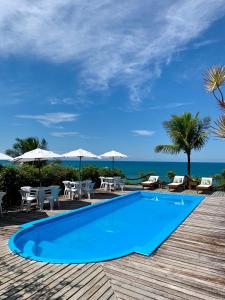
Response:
1,190,225,299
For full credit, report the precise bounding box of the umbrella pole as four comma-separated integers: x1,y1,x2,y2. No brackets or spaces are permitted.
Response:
79,156,82,198
112,157,115,170
38,159,41,187
79,156,82,181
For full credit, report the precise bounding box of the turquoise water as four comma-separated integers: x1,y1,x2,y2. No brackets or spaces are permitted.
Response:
9,191,204,263
62,160,224,181
1,160,224,181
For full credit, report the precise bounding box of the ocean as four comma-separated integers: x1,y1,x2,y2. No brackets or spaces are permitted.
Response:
1,160,224,181
62,161,225,181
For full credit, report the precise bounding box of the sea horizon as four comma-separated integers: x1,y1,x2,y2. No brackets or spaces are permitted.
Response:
1,159,224,181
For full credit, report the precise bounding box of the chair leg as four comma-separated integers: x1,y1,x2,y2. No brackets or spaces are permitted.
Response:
50,199,54,211
40,201,44,210
27,201,31,213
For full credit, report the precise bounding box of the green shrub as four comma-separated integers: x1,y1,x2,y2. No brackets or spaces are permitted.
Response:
214,169,225,191
167,170,176,182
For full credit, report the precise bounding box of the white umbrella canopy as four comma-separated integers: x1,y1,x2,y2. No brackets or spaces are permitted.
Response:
12,148,61,163
0,153,13,161
100,150,127,169
12,148,61,186
63,148,98,159
62,148,98,180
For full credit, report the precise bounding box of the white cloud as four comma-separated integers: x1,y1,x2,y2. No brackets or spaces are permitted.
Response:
51,131,79,137
132,130,155,136
192,39,220,49
1,1,225,108
47,97,93,107
17,112,79,127
149,102,192,110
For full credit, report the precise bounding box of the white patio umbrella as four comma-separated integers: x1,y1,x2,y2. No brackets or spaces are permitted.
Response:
100,150,127,169
62,148,98,180
13,148,62,185
12,148,61,163
0,153,12,161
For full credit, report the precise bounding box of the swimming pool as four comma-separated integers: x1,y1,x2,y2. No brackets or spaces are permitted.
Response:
9,191,204,264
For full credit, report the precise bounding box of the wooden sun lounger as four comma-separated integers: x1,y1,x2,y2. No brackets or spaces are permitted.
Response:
141,176,159,190
168,176,185,191
196,177,213,193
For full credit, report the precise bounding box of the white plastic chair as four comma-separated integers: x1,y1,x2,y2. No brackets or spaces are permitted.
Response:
115,178,125,191
0,192,6,216
50,186,61,209
20,189,39,212
62,181,71,198
39,188,52,210
42,186,61,210
83,181,95,199
70,182,80,199
105,177,115,192
99,177,107,190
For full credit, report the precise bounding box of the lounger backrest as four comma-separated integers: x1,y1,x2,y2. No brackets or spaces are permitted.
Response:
201,177,212,186
173,176,184,184
148,176,159,183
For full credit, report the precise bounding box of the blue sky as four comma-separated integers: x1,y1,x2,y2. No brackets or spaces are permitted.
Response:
0,0,225,162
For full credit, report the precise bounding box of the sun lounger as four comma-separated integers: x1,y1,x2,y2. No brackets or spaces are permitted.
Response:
196,177,213,193
141,176,159,189
168,176,185,191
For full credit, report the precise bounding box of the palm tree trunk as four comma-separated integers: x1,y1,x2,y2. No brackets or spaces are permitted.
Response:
187,152,191,176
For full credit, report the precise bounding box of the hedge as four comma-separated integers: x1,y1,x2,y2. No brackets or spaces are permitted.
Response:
0,163,124,208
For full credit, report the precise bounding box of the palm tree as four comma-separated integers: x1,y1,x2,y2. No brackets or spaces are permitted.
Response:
5,137,48,157
155,113,210,176
204,65,225,138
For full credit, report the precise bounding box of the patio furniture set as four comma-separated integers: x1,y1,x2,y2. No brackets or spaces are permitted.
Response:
99,176,125,192
62,180,95,200
20,185,61,212
141,175,213,193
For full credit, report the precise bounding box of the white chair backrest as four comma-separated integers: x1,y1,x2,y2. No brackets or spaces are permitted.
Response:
29,189,39,197
70,181,80,189
0,192,6,204
173,176,184,184
201,177,213,186
50,186,61,198
44,188,52,196
84,181,94,191
20,189,28,199
21,186,31,192
105,177,114,183
99,176,105,184
113,177,121,183
63,181,71,188
20,188,38,199
148,176,159,182
83,180,91,188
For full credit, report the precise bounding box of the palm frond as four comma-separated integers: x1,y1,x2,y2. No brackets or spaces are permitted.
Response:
203,65,225,92
154,144,180,154
212,115,225,138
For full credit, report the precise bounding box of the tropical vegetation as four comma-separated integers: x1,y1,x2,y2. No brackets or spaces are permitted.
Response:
204,65,225,138
5,137,48,157
155,112,210,176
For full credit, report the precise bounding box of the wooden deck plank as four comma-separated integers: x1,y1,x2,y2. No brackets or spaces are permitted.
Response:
1,192,225,299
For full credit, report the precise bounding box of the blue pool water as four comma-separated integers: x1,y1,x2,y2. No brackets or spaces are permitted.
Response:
9,192,204,264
